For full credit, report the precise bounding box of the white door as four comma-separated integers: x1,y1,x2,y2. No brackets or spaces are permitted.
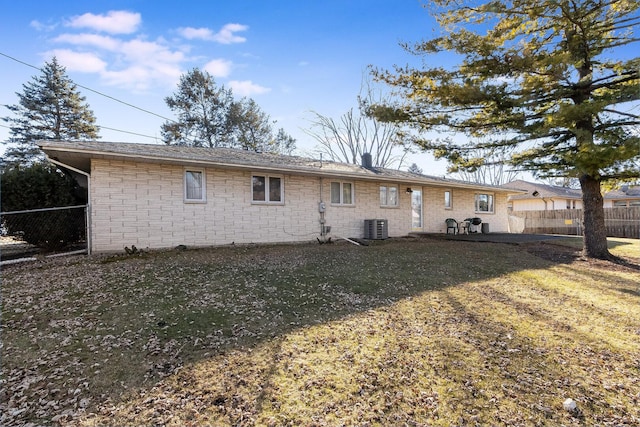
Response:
411,189,423,230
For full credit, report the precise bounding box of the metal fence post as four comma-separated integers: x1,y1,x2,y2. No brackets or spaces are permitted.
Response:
85,204,91,255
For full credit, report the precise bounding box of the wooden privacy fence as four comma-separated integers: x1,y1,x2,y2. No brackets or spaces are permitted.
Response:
509,207,640,238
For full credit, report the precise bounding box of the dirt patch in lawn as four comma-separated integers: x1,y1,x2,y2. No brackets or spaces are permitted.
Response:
524,241,583,263
523,240,639,272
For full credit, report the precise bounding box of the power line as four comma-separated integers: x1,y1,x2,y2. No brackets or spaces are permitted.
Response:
0,51,175,123
0,51,185,143
2,112,163,142
99,125,162,141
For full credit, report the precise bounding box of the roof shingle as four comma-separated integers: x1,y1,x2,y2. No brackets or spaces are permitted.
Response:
39,140,520,193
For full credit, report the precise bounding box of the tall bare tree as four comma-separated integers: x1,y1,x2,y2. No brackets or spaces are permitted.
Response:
446,144,521,185
305,77,409,168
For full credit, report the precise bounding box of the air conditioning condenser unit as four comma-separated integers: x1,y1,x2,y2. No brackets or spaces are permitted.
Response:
364,219,388,240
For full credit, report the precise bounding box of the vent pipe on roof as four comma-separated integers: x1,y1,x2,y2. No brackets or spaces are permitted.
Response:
362,153,373,169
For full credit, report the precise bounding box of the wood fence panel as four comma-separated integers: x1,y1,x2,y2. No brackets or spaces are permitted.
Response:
510,207,639,238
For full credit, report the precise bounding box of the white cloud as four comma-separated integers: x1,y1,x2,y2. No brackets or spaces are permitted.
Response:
48,49,107,73
105,39,186,90
30,20,57,32
51,30,185,90
44,12,250,92
213,23,248,44
102,65,154,91
178,27,214,40
203,59,233,78
120,39,185,64
177,23,248,44
54,33,121,51
229,80,271,96
66,10,141,34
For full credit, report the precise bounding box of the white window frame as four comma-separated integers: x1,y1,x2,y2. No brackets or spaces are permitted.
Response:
330,181,355,206
251,174,284,204
474,193,494,213
184,168,206,203
379,184,399,207
444,189,452,209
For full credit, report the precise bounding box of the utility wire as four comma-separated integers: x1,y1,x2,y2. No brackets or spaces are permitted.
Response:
2,120,162,142
0,51,176,123
99,125,162,141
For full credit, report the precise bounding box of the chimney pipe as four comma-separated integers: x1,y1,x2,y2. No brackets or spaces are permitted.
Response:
362,153,373,169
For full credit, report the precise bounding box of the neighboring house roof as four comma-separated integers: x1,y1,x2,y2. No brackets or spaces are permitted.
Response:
604,185,640,200
501,179,582,200
502,179,640,201
38,140,522,194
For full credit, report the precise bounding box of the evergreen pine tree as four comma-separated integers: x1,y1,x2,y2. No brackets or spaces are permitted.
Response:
373,0,639,259
2,57,100,166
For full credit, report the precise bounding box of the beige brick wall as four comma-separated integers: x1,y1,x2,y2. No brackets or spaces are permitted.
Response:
320,179,412,238
90,159,511,252
420,187,510,233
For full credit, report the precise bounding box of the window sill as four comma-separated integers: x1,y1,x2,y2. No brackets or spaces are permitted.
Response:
251,201,285,206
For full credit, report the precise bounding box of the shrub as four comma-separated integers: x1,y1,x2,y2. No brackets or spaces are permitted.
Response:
1,162,85,250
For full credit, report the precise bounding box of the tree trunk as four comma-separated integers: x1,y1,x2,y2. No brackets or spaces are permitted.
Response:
579,174,611,259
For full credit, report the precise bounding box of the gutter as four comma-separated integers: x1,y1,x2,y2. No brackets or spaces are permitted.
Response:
48,158,92,255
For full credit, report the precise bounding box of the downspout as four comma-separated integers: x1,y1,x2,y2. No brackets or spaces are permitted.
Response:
48,158,92,255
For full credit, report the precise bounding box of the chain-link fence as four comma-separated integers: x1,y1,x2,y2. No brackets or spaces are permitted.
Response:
0,205,88,262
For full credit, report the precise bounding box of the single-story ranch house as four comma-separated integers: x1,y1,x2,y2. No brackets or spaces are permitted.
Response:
39,141,523,253
502,179,640,211
502,180,583,211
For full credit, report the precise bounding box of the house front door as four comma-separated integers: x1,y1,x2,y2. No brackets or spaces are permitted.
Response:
411,188,423,230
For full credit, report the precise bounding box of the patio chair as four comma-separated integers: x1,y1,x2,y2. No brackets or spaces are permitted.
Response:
458,220,470,234
445,218,458,234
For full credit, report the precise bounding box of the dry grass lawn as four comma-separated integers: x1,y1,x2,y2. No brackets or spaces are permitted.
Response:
1,237,639,426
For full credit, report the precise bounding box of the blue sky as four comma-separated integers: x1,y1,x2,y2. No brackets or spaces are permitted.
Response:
1,0,451,173
3,2,636,178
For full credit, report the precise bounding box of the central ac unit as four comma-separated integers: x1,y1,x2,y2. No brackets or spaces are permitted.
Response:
364,219,388,240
